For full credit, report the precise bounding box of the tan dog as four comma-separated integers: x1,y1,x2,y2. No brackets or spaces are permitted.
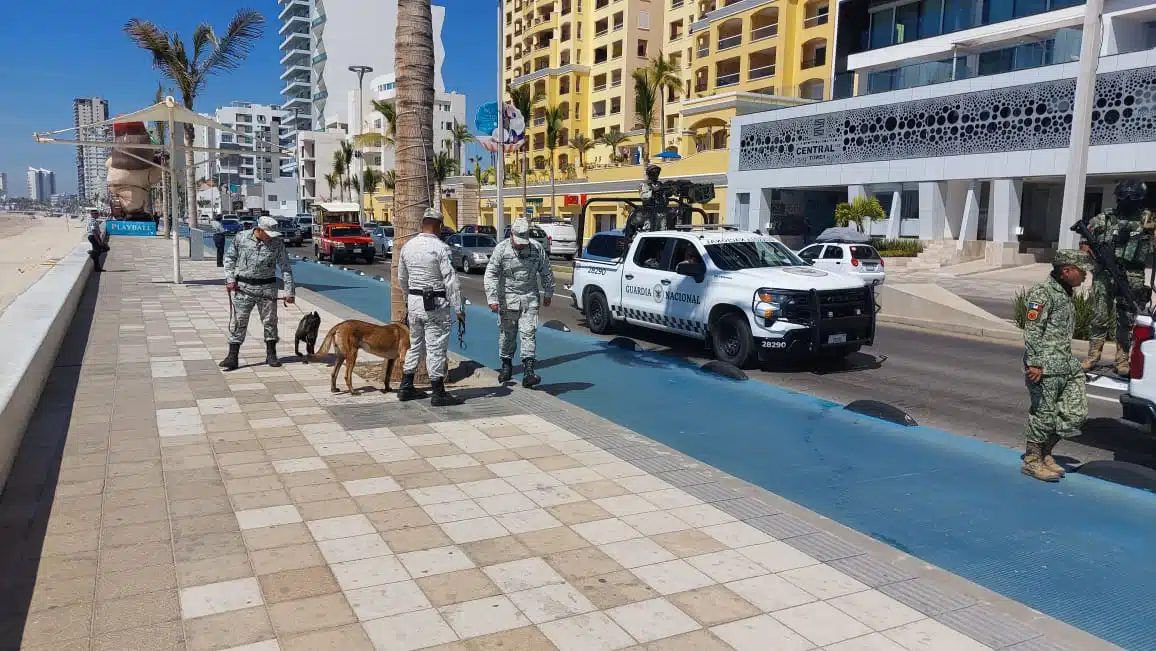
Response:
311,320,410,394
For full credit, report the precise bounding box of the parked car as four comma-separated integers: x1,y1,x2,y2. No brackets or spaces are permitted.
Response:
535,219,579,259
220,217,242,235
439,226,456,240
502,224,550,252
239,216,257,230
275,218,304,247
459,225,498,236
295,215,315,241
1121,314,1156,435
446,233,498,274
369,225,395,257
796,242,885,286
315,223,376,264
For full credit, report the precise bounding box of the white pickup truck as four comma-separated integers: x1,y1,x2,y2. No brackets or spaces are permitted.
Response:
1119,314,1156,433
569,228,877,367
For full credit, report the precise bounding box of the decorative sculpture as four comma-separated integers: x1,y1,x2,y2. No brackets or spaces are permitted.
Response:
105,121,162,220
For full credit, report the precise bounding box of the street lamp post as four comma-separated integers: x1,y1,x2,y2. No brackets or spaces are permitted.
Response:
349,65,374,225
1058,0,1106,250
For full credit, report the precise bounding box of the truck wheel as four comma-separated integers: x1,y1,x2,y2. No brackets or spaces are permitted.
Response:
364,253,375,265
584,291,613,335
315,246,325,261
711,312,754,369
461,258,472,274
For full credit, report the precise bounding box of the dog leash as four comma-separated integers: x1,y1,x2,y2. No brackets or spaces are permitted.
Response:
458,314,467,350
227,285,302,330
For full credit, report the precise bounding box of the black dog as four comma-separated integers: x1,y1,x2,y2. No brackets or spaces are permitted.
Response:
295,312,321,361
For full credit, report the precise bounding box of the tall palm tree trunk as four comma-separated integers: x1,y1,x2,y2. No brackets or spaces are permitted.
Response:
184,123,198,228
549,156,556,218
393,0,436,382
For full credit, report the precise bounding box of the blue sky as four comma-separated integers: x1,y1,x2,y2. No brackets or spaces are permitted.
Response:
0,1,497,197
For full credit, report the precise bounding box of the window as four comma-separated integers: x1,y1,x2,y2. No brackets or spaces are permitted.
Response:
637,39,648,57
446,234,461,245
613,12,624,30
670,19,684,40
610,96,621,114
821,246,844,259
705,240,803,270
268,195,278,202
798,245,823,260
593,100,607,117
633,237,670,268
612,40,623,58
593,127,606,138
585,233,626,259
612,69,623,86
668,240,701,270
638,10,650,29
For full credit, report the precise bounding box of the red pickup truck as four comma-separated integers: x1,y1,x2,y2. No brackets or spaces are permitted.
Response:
314,223,375,264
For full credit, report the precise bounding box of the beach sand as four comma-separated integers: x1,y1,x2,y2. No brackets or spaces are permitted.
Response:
0,213,86,315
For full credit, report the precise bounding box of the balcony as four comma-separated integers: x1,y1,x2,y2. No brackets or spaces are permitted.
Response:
672,0,684,7
280,64,310,81
312,90,328,101
716,72,740,87
749,63,776,80
593,83,607,92
279,31,310,52
278,0,309,22
312,52,327,65
279,15,310,36
281,79,310,96
751,23,778,41
718,34,741,51
697,44,709,58
803,13,829,28
283,95,311,110
280,48,309,66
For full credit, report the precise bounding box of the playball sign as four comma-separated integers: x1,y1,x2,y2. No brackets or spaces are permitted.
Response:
106,220,157,237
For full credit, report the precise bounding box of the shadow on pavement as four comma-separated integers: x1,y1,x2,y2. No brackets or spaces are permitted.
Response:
0,270,101,649
447,360,486,384
536,382,594,397
452,386,514,400
1071,417,1156,469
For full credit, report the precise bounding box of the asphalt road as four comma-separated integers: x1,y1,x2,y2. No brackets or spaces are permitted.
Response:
298,247,1156,469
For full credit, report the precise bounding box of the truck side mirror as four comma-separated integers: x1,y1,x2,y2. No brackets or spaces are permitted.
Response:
675,261,706,282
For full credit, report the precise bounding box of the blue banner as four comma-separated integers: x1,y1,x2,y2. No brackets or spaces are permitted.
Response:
107,220,157,237
475,102,499,135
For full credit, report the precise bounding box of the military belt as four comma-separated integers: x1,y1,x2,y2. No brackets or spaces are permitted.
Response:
236,275,277,285
408,289,446,297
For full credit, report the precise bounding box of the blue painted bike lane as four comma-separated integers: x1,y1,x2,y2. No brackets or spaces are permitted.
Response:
291,259,1156,649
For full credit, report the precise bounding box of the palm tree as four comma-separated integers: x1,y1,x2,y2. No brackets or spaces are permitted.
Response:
151,82,173,235
382,169,397,191
600,130,629,165
543,105,565,218
632,68,659,165
355,99,397,175
331,151,347,201
450,120,475,170
569,133,595,172
432,150,458,212
338,140,355,200
469,155,484,184
649,55,682,152
323,172,341,201
124,9,266,228
507,82,544,219
393,0,437,370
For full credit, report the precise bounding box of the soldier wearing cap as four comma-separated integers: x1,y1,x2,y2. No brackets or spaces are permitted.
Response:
219,215,295,371
485,217,555,387
1080,179,1155,375
1021,249,1090,482
397,208,465,406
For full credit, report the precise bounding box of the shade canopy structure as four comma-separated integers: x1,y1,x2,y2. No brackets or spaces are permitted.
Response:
34,97,294,285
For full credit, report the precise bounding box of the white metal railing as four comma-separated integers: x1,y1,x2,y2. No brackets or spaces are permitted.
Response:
593,83,607,91
752,23,778,41
672,0,684,6
749,63,776,79
534,117,546,126
803,13,829,28
595,28,608,37
716,72,740,87
697,45,709,57
718,34,742,50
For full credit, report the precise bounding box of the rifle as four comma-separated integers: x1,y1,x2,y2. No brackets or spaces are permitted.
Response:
1070,219,1143,314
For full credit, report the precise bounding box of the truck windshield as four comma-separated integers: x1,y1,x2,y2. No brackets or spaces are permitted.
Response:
705,240,804,271
330,227,364,237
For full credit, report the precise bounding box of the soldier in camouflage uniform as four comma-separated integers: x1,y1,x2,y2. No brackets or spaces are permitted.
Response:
397,208,465,407
1080,179,1154,375
484,217,556,388
1021,249,1090,482
219,216,295,371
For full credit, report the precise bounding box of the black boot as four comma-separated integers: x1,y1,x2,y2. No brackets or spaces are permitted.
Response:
219,343,240,371
497,358,513,383
265,341,282,368
522,358,541,389
430,379,463,407
397,373,428,402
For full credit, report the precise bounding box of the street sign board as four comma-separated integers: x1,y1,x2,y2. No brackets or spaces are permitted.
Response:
107,220,157,237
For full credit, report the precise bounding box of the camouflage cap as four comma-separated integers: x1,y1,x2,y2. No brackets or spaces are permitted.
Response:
1053,249,1091,273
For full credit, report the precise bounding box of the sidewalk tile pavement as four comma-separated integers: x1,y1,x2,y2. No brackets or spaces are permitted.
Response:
0,239,1088,651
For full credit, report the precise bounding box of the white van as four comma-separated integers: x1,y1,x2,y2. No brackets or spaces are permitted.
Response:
535,218,578,259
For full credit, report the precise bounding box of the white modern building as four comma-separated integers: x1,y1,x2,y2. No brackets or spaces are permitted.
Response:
27,168,56,202
728,0,1156,264
0,173,8,200
296,128,348,211
278,0,449,144
352,72,467,172
193,102,298,218
73,97,110,201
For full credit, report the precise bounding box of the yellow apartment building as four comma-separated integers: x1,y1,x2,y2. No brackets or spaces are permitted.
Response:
482,0,836,243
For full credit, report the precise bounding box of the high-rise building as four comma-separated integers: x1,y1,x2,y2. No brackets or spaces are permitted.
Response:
27,168,56,202
73,97,111,201
277,0,448,139
193,102,299,218
0,173,8,200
